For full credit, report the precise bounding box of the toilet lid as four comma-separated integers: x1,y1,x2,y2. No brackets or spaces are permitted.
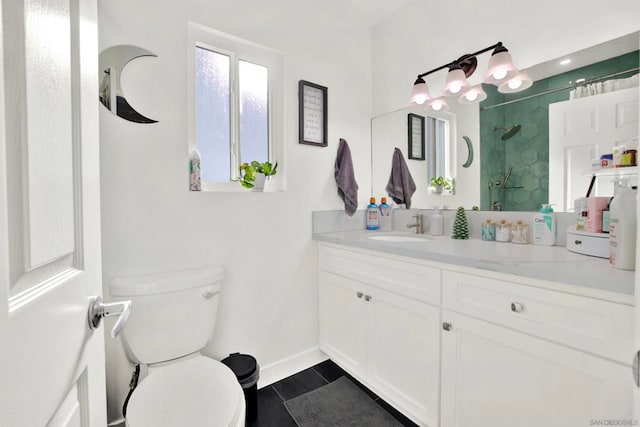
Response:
127,356,243,427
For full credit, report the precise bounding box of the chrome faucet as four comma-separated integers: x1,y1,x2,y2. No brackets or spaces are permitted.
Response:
406,214,424,234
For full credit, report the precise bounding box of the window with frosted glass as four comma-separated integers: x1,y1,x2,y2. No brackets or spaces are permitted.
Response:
239,60,269,165
195,46,230,182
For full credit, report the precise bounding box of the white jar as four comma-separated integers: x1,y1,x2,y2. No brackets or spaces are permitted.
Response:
430,207,444,236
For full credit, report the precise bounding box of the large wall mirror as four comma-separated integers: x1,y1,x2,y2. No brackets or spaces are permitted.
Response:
371,31,639,212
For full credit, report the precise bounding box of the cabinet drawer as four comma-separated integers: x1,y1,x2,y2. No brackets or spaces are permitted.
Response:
319,244,441,305
442,270,633,364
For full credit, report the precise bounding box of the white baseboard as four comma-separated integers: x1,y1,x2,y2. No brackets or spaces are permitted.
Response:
258,347,327,388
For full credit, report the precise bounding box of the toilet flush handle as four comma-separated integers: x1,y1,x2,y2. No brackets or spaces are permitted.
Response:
88,296,131,338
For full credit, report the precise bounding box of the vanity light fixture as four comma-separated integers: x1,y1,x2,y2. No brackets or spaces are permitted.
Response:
410,41,527,107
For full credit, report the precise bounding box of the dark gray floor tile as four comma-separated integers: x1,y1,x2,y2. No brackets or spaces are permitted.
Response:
249,386,296,427
375,398,419,427
312,359,347,383
272,367,328,401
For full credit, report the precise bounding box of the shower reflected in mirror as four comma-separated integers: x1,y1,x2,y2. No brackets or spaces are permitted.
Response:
99,45,158,124
494,124,521,141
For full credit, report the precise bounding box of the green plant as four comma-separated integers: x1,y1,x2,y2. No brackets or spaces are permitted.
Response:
237,161,278,189
430,176,452,191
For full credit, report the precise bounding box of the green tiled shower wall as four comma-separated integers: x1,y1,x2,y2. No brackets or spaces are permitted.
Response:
479,51,639,211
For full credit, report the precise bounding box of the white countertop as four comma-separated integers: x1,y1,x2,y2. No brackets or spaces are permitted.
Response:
313,230,635,302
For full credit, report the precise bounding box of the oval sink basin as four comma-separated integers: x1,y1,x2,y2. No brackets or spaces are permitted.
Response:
368,235,431,242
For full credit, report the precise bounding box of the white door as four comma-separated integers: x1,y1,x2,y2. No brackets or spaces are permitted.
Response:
440,311,632,427
0,0,107,426
318,271,366,380
549,87,639,211
365,286,440,427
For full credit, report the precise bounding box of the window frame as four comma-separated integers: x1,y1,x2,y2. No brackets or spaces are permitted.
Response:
426,110,456,187
187,22,284,192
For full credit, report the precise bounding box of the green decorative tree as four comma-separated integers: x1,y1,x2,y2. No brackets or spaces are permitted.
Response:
452,206,469,239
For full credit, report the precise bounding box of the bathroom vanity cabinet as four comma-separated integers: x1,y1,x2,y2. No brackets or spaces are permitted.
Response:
317,242,634,427
319,245,441,427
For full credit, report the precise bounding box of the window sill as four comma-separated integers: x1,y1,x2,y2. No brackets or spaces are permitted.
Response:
195,180,285,192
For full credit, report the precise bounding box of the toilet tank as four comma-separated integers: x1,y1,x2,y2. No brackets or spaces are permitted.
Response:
110,265,224,364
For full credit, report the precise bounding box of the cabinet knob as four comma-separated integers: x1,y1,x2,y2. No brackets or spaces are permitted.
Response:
364,295,372,302
442,322,452,331
357,291,364,299
511,302,524,313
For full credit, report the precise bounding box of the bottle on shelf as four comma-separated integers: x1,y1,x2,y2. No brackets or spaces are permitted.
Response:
189,149,202,191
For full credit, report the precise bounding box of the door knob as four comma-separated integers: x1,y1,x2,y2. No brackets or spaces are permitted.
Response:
88,296,131,338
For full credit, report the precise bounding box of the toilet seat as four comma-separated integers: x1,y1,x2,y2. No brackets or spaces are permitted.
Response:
126,355,245,427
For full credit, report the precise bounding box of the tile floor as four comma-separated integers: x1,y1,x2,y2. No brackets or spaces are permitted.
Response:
249,359,419,427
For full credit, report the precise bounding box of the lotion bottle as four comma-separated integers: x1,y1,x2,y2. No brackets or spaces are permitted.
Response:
533,204,556,246
609,180,636,270
366,197,379,230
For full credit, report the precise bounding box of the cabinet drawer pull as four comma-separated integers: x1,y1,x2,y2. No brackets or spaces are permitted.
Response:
511,302,524,313
357,291,364,299
364,295,372,302
442,322,452,331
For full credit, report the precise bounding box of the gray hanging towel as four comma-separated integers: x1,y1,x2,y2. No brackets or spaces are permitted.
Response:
386,147,416,209
334,138,359,216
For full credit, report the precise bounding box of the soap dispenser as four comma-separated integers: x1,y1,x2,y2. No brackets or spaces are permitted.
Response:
430,207,444,236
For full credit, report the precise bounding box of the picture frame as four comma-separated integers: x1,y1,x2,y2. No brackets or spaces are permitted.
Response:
298,80,328,147
407,113,425,160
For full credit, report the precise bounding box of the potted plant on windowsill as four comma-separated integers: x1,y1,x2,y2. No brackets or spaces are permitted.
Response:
430,176,452,194
236,161,278,191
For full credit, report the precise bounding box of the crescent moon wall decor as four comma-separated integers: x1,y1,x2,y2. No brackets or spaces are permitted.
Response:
99,45,158,124
462,136,474,168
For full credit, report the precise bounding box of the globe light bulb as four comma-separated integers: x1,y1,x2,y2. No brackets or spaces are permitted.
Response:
432,102,443,111
449,83,462,94
508,79,522,90
493,69,508,80
465,91,478,101
415,94,427,105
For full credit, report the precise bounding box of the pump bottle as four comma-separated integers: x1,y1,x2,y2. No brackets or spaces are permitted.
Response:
533,204,556,246
609,180,637,270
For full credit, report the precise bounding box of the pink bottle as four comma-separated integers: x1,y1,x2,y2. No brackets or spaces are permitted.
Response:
586,197,609,233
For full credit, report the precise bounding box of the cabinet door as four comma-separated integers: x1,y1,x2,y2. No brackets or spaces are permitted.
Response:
319,271,366,379
441,311,632,427
366,286,440,427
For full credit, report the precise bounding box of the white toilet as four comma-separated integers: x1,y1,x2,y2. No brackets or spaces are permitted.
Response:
110,265,246,427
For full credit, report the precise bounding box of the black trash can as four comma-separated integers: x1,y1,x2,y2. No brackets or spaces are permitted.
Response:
221,353,259,423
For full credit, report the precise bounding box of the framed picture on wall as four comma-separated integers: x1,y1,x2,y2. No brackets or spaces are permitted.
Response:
408,113,425,160
298,80,328,147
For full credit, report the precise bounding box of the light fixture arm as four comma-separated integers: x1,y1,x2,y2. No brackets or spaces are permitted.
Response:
416,42,504,80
